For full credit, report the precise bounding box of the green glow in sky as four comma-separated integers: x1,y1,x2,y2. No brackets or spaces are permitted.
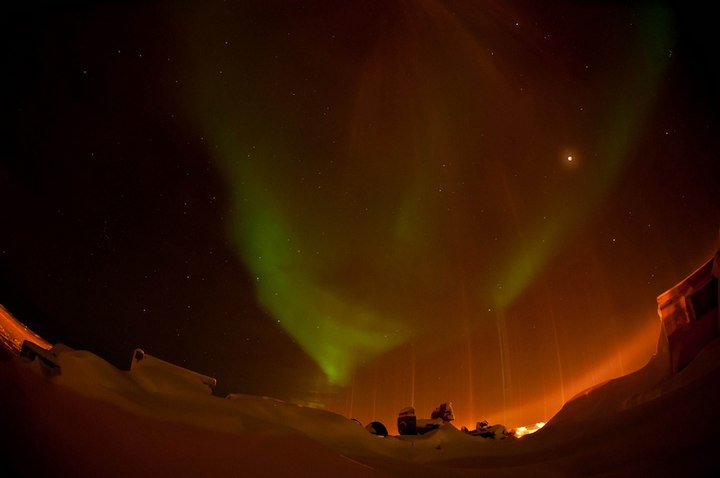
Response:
189,2,673,386
209,130,407,385
493,5,673,309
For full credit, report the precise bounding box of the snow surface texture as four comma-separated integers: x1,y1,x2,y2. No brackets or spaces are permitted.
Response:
2,328,720,477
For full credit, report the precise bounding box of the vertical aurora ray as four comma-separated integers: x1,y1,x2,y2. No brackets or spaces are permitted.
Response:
178,0,675,405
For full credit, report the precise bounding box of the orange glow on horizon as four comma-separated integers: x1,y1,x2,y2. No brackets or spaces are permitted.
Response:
346,314,664,435
463,317,661,430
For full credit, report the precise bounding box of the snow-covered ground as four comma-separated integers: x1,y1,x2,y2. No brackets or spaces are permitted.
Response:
1,311,719,477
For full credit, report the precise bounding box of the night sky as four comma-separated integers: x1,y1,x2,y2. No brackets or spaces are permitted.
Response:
2,0,719,429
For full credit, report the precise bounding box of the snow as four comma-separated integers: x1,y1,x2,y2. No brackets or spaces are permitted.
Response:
2,314,720,476
5,250,720,478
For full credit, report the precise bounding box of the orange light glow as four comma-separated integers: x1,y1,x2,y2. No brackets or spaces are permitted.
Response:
449,317,661,432
0,304,52,355
514,421,545,438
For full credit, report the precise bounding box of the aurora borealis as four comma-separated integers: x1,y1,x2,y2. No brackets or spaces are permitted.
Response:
2,1,719,429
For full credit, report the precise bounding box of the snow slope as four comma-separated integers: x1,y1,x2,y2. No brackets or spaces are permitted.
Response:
2,322,720,478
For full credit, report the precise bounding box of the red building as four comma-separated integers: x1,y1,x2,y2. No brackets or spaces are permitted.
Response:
657,248,720,373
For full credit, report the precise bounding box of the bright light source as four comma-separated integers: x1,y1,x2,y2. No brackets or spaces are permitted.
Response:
514,421,546,438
